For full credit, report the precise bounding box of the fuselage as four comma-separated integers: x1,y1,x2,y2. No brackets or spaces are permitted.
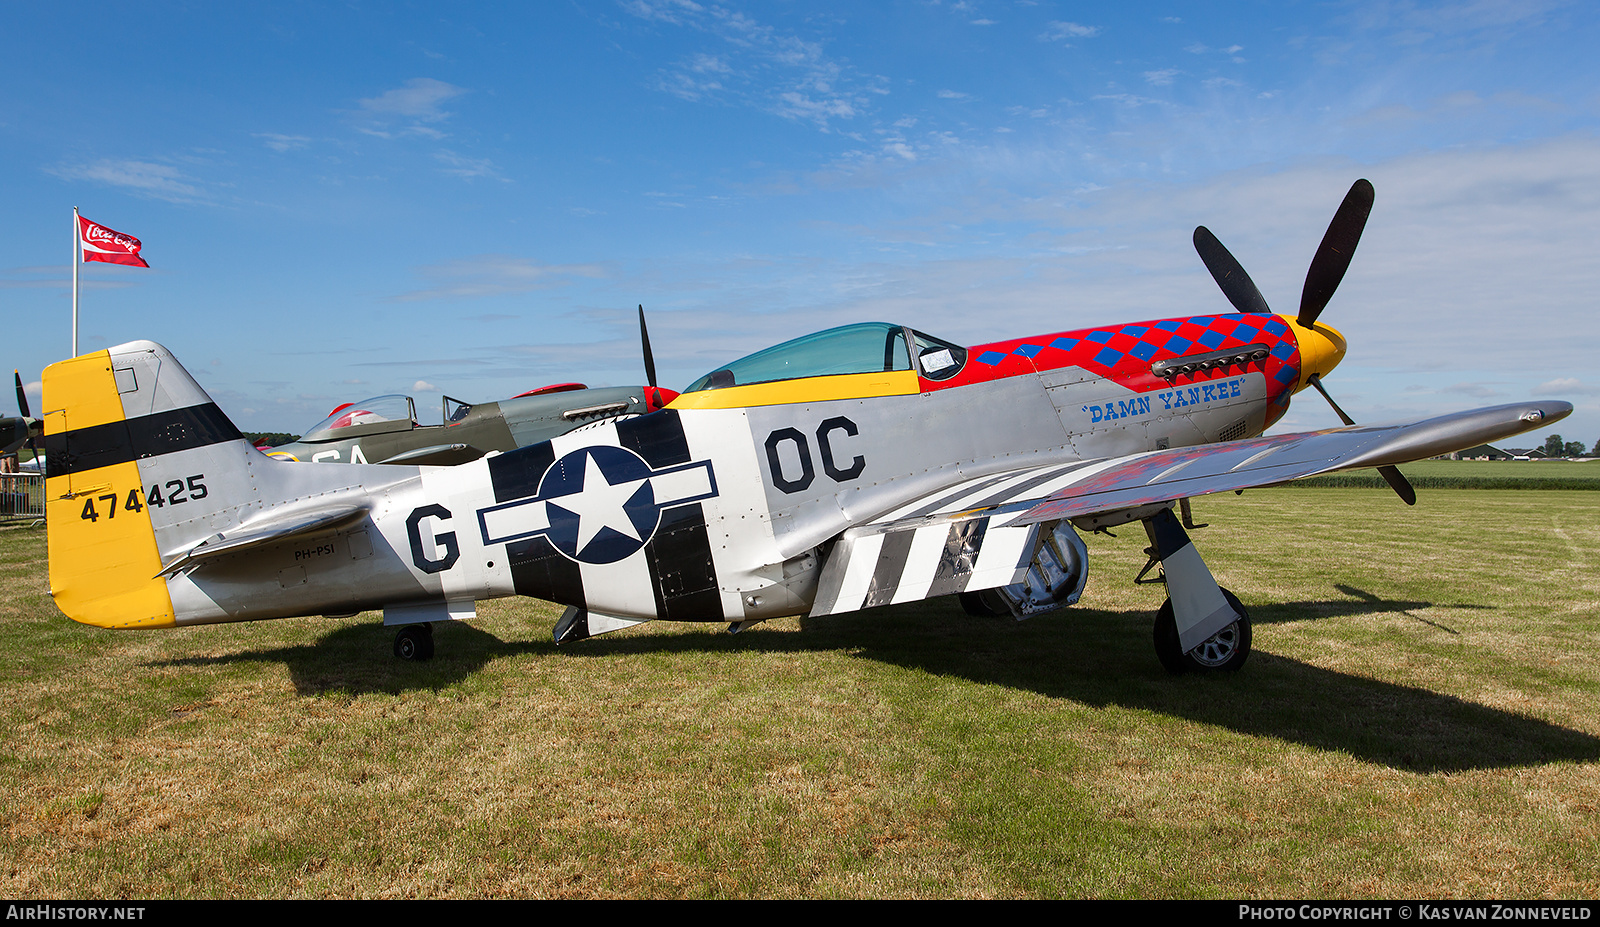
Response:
148,312,1340,628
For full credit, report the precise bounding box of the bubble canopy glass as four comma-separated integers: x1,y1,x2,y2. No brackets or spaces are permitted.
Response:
685,322,966,392
300,394,416,441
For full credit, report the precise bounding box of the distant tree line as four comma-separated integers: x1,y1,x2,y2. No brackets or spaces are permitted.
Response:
1539,434,1598,458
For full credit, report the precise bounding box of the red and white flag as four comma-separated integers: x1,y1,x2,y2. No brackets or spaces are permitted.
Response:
77,215,149,268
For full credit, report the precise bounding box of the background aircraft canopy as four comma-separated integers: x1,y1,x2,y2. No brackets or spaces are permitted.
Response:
301,394,416,442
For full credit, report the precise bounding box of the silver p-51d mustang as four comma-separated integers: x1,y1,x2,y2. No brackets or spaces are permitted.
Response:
44,182,1569,669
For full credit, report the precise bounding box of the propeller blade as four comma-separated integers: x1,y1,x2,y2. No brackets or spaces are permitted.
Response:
12,369,43,462
638,304,658,390
1306,374,1354,426
1193,226,1272,314
1298,179,1374,329
1308,374,1415,505
1376,465,1418,506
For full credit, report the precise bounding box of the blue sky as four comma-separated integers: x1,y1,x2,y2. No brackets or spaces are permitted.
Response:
5,1,1598,447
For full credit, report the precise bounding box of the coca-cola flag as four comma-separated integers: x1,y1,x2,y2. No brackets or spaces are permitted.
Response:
78,215,149,268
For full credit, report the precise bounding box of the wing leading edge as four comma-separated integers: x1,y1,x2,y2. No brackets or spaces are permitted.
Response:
806,400,1569,617
1017,400,1570,525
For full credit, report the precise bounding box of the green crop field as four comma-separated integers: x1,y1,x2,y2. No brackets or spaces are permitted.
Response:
1289,459,1600,491
2,486,1598,898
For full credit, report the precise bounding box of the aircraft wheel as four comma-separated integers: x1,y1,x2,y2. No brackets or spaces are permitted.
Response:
1153,588,1250,674
394,623,435,661
958,589,1009,618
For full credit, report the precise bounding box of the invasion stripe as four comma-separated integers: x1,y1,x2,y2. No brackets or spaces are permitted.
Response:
506,535,585,604
644,502,722,621
925,517,989,600
888,472,1018,521
962,463,1089,512
45,403,242,477
863,529,917,609
617,409,692,468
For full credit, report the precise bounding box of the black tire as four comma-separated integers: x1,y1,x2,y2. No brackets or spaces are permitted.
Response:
958,589,1010,617
1153,588,1251,674
394,623,435,661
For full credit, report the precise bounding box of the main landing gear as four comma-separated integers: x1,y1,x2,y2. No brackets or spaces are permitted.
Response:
394,622,434,661
1138,507,1251,674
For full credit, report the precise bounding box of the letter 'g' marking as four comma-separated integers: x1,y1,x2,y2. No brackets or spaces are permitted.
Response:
817,416,865,482
407,504,459,574
765,428,814,494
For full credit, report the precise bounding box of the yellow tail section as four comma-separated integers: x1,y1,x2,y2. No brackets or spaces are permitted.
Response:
44,351,176,629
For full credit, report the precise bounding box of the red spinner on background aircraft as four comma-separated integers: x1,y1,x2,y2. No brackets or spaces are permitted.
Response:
42,181,1568,669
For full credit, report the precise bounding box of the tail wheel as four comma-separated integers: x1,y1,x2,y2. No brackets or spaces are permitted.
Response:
394,623,435,661
1153,588,1251,674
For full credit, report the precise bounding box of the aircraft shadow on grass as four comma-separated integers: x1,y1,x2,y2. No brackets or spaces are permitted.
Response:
162,588,1599,777
1249,584,1491,635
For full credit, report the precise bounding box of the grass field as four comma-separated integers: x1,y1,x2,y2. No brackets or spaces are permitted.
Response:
2,486,1598,898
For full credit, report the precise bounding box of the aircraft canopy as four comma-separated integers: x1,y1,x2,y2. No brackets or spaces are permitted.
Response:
301,394,417,441
685,322,966,392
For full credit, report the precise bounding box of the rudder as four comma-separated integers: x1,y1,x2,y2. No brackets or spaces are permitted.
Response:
44,341,260,629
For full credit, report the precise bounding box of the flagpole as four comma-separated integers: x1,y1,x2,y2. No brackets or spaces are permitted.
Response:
71,206,79,357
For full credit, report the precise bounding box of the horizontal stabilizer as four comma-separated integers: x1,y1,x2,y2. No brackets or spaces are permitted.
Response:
156,502,370,578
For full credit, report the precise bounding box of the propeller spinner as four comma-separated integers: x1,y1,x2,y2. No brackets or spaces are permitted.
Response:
1193,179,1414,505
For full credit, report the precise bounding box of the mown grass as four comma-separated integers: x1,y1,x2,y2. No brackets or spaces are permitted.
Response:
2,486,1598,898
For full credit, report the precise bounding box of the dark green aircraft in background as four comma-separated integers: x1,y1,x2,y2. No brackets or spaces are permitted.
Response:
263,306,677,466
264,381,676,465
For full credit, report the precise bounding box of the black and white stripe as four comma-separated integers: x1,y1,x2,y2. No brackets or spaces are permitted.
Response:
485,410,724,621
809,513,1036,617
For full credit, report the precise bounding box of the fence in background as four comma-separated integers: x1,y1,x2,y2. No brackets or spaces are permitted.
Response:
1,474,44,523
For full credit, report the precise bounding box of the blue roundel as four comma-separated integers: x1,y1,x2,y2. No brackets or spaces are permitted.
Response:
538,446,664,564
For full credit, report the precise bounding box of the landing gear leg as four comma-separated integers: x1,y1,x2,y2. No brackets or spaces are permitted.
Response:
1142,508,1251,673
394,622,434,661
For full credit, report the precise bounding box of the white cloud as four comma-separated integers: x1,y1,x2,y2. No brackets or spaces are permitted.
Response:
621,0,705,25
254,133,311,152
435,150,507,181
47,159,208,204
635,4,886,130
358,78,467,120
1041,21,1099,41
1445,381,1505,399
1536,378,1600,396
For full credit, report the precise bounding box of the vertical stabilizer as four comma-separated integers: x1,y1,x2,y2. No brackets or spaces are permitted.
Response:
44,341,257,628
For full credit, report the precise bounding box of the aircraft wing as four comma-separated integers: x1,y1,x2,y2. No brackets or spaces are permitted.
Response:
808,400,1569,617
1015,400,1569,524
